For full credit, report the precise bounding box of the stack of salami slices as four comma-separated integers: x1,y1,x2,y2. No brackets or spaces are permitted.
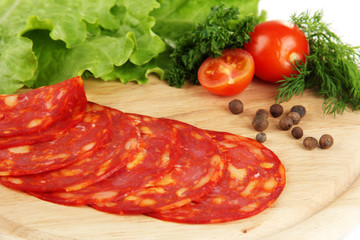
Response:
0,77,286,224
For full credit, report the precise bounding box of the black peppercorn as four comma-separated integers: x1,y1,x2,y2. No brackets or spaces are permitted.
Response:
319,134,334,149
228,99,244,114
252,115,269,132
279,117,293,130
270,104,283,118
255,109,268,119
256,132,267,143
290,105,306,118
291,126,303,139
287,112,301,125
303,137,318,150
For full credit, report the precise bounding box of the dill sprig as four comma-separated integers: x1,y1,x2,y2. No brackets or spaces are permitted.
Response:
166,5,260,88
275,10,360,115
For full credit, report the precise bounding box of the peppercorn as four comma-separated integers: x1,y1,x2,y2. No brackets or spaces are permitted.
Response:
279,117,293,130
256,132,267,143
287,112,301,125
228,99,244,114
270,104,283,118
291,126,303,139
319,134,334,149
255,109,268,119
303,137,318,150
290,105,306,118
252,115,269,132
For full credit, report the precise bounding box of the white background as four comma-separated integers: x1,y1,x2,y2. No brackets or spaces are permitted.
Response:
258,1,360,240
258,0,360,46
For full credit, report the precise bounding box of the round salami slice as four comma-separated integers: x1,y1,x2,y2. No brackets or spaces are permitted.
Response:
0,102,111,176
29,114,180,206
91,120,225,214
147,132,286,224
0,77,87,149
0,76,86,138
0,107,142,192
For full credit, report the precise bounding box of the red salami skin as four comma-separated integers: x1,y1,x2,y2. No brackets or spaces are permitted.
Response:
29,114,180,206
0,102,111,176
147,132,286,224
0,107,142,192
91,120,225,214
0,77,87,149
0,76,86,138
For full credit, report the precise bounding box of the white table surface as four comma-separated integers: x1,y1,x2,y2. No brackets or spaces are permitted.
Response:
258,1,360,240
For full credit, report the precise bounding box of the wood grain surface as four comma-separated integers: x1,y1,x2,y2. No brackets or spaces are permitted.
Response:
1,76,359,240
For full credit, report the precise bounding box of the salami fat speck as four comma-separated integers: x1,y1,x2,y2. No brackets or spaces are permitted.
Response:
1,107,142,192
91,120,225,214
147,132,286,224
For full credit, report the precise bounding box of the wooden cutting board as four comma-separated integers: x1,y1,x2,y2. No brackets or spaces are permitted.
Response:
1,76,360,240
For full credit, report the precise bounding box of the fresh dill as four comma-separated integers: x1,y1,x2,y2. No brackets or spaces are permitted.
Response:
275,11,360,115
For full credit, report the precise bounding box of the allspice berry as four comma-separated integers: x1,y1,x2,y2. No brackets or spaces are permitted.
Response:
319,134,334,149
287,112,301,125
256,132,267,143
303,137,318,150
291,126,303,139
252,115,269,132
255,109,268,119
290,105,306,118
279,117,293,130
270,104,283,118
228,99,244,114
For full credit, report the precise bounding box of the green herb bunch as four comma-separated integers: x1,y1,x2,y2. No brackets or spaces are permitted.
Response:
276,11,360,115
166,5,260,88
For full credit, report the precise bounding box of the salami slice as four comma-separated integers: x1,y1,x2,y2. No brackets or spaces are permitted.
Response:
0,102,111,176
0,77,87,149
0,107,142,192
0,76,86,138
147,132,286,224
91,120,225,214
29,114,180,206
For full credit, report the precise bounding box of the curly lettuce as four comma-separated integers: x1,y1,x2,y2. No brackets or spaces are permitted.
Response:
0,0,263,94
0,0,164,93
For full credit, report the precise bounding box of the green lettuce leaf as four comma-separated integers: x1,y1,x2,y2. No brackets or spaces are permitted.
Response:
101,61,164,84
20,0,120,48
0,0,164,93
101,50,171,84
0,0,263,94
103,0,264,84
151,0,265,46
24,30,135,87
0,35,37,93
0,0,38,93
108,0,165,66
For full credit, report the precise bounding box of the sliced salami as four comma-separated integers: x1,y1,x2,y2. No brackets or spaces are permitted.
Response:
147,132,286,224
0,107,142,192
91,120,225,214
29,114,180,206
0,77,87,149
0,76,86,138
0,102,111,176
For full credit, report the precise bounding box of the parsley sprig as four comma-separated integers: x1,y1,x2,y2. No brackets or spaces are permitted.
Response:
276,11,360,115
166,5,260,88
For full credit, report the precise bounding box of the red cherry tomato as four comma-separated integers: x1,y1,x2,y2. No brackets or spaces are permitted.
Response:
244,20,310,83
198,48,255,96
